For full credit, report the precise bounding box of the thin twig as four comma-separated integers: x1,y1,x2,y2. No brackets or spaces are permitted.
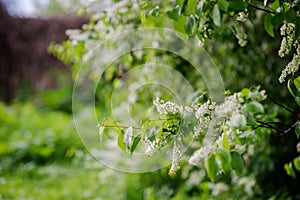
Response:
255,120,286,132
267,96,295,114
248,3,276,14
277,120,299,136
101,124,142,130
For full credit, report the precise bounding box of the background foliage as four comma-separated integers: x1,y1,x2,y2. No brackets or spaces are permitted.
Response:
1,0,300,199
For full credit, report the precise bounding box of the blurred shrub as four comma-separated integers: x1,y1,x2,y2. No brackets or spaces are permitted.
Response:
0,102,82,171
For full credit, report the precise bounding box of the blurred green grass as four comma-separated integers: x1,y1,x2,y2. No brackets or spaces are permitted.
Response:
0,101,187,199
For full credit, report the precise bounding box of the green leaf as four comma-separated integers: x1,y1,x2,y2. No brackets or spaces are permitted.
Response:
285,9,297,23
241,88,251,97
271,13,284,29
295,18,300,39
229,0,248,11
213,4,221,27
264,14,274,37
149,6,160,17
174,15,187,34
156,127,164,139
293,157,300,171
176,0,184,9
222,133,230,151
118,130,126,151
218,0,229,12
245,101,264,114
295,95,300,106
216,148,231,173
184,15,196,34
295,121,300,139
187,0,198,14
288,79,295,97
294,76,300,89
167,5,181,21
205,155,218,182
131,134,141,154
284,163,296,178
234,133,241,144
270,0,279,11
196,0,204,15
230,151,244,175
295,89,300,106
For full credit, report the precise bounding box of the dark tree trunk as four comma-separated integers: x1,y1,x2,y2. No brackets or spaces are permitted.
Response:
0,3,88,102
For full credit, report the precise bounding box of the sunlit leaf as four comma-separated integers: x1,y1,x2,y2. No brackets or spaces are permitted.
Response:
176,0,184,9
205,154,218,182
118,130,126,151
131,134,141,154
187,0,198,14
241,88,251,97
216,148,231,173
284,163,296,178
174,15,187,34
293,157,300,171
294,76,300,89
222,133,230,151
213,4,221,27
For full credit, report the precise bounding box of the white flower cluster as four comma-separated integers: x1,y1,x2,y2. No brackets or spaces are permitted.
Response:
145,131,172,157
189,91,260,166
189,145,214,166
215,93,243,117
153,97,183,114
286,0,300,9
231,23,248,47
236,10,248,22
152,89,266,169
168,142,182,175
278,22,295,58
209,182,229,196
279,42,300,83
193,100,217,137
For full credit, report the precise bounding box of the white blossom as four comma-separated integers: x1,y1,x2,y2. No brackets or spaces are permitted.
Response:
279,42,300,83
228,113,246,129
153,97,183,114
231,23,248,47
144,132,172,157
169,142,182,175
209,182,229,196
189,145,214,166
260,90,267,100
215,93,243,117
278,22,295,58
236,10,248,22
